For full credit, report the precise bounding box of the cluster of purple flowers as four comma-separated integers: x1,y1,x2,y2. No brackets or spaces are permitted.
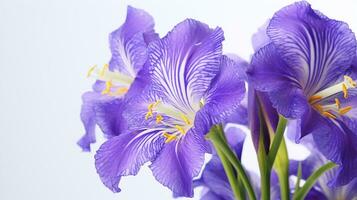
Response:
78,2,357,199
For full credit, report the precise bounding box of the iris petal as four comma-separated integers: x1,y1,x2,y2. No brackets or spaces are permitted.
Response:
198,156,235,200
148,19,224,114
249,43,299,91
289,151,357,199
202,56,246,123
149,129,206,197
95,130,165,192
249,43,310,119
94,98,126,138
200,191,227,200
251,20,270,52
109,6,156,76
267,1,356,95
307,116,357,186
351,55,357,79
78,92,116,151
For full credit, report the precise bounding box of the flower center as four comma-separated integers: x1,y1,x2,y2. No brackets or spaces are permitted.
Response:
87,64,134,96
144,100,195,143
309,75,355,119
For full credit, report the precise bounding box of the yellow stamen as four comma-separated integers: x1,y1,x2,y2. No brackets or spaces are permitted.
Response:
342,83,348,99
101,81,112,94
115,87,128,95
163,132,177,143
175,125,185,135
335,98,341,109
87,65,97,77
153,100,160,107
145,101,160,120
145,112,153,120
339,106,353,115
180,114,191,125
100,64,109,77
309,95,323,104
313,104,324,113
156,114,163,124
322,111,337,119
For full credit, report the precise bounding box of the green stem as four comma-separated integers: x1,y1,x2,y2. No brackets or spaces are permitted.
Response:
293,162,336,200
257,126,270,200
215,146,244,200
275,139,290,200
292,162,302,199
215,126,245,200
267,115,290,200
207,125,257,200
268,115,288,168
260,168,270,200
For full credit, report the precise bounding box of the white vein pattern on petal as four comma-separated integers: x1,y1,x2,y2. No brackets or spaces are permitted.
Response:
148,28,223,116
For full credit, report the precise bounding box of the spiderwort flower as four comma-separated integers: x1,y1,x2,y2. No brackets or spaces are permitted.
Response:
290,151,357,200
94,19,247,197
78,6,157,151
248,1,357,186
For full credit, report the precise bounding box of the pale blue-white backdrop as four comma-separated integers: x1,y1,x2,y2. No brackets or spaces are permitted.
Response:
0,0,356,199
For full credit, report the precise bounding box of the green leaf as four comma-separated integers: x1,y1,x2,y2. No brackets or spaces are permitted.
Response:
293,162,337,200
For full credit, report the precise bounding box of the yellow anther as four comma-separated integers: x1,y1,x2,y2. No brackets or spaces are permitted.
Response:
115,87,128,95
163,132,177,143
322,111,337,119
180,114,191,125
148,103,155,110
145,112,153,120
312,104,324,113
344,75,357,87
145,101,160,120
335,98,341,109
339,106,353,115
175,125,185,134
101,81,113,95
153,100,160,107
342,83,348,99
87,65,97,77
156,114,163,124
309,95,322,104
100,64,109,77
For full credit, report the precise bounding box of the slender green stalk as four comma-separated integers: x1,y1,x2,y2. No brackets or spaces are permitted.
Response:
257,126,270,200
265,115,289,200
215,146,245,200
292,162,302,199
207,125,257,200
260,167,270,200
273,139,290,200
268,115,288,168
215,126,246,200
293,162,336,200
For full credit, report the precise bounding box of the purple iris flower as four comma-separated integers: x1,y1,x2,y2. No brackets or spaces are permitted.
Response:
78,6,158,151
290,151,357,200
248,1,357,186
94,19,247,197
194,126,280,200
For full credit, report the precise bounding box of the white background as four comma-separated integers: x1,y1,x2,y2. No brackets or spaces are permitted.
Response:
0,0,356,199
